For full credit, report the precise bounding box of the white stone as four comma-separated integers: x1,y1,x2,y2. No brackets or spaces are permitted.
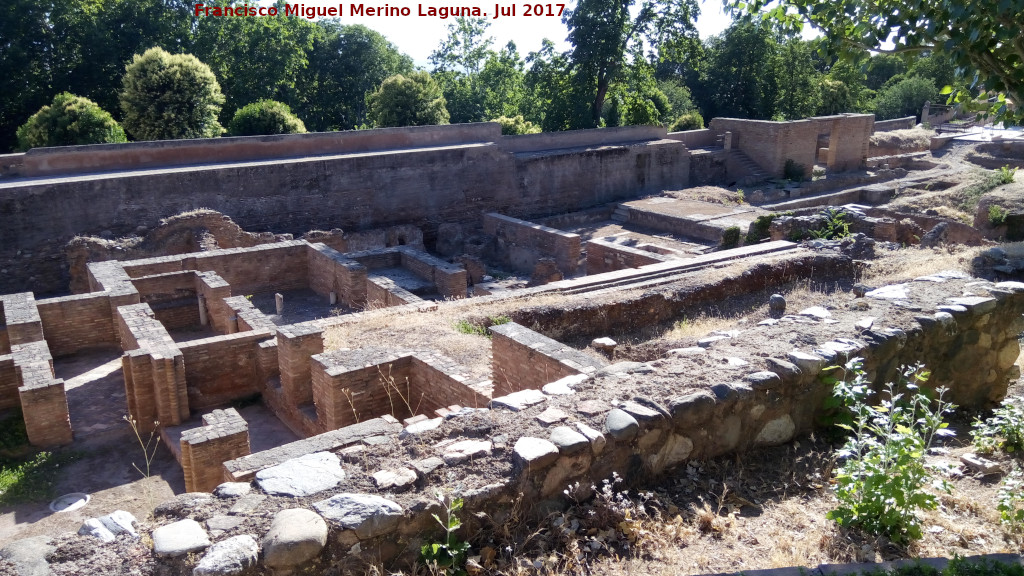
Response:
152,519,211,557
536,407,568,425
787,350,827,374
697,335,730,348
754,415,796,446
98,510,138,538
724,357,749,368
372,468,417,490
193,535,259,576
213,482,251,498
575,422,607,455
513,437,560,468
441,439,492,465
490,389,546,411
313,494,404,539
649,433,694,472
866,284,909,299
798,306,831,319
78,519,115,543
255,452,345,498
667,347,707,356
261,509,328,569
400,417,443,438
854,317,875,331
542,374,586,395
591,337,617,351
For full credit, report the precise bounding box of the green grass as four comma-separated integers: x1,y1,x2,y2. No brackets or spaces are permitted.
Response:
861,556,1024,576
454,315,512,337
959,167,1017,213
0,451,80,506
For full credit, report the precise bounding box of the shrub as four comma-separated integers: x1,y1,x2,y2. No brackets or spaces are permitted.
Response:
989,205,1009,227
809,208,850,240
366,71,449,128
783,158,806,181
827,359,956,542
745,214,779,244
971,396,1024,453
873,76,939,121
16,93,127,151
228,100,306,136
721,226,741,248
669,111,704,131
998,165,1017,184
120,47,224,141
493,115,540,135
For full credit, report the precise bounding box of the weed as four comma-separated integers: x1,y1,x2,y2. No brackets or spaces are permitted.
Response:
0,450,79,505
377,364,423,420
812,166,826,180
809,208,851,240
988,205,1008,227
735,189,745,204
453,315,511,338
959,167,1016,212
421,491,471,574
746,213,789,244
721,226,741,248
971,396,1024,454
997,467,1024,531
998,165,1017,184
124,414,160,479
827,359,957,542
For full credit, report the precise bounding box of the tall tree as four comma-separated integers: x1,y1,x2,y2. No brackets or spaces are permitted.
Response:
296,21,412,131
430,18,495,124
563,0,700,127
735,0,1023,121
479,42,528,120
774,39,822,120
698,17,780,120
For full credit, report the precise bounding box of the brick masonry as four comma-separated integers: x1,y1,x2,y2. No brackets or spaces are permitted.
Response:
585,238,672,274
490,322,607,396
178,330,275,410
483,213,582,277
179,408,250,493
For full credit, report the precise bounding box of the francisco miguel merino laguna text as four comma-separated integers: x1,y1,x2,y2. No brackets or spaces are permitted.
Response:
195,2,565,18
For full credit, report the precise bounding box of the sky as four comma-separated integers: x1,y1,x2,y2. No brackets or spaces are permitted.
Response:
281,0,738,66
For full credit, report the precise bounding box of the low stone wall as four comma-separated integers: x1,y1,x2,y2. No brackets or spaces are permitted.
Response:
180,408,251,493
586,238,672,274
366,275,423,308
483,213,582,276
398,248,467,299
491,322,607,396
873,116,916,132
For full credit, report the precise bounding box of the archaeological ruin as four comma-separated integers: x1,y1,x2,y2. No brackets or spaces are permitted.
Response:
2,114,1024,573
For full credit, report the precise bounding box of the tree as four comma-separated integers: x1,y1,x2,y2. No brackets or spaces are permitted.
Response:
479,42,529,120
366,72,450,128
492,115,541,135
698,17,780,120
16,93,127,150
228,100,306,136
774,38,822,120
524,39,585,131
873,76,940,120
191,1,318,124
735,0,1023,121
430,17,493,75
120,47,225,140
296,21,413,131
563,0,701,127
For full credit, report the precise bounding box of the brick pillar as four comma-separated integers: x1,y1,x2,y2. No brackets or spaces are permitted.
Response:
181,408,250,492
277,328,323,405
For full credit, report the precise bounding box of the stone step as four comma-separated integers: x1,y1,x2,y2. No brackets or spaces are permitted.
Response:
610,206,630,222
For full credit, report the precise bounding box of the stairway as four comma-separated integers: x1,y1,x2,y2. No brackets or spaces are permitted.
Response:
728,149,770,185
610,204,630,223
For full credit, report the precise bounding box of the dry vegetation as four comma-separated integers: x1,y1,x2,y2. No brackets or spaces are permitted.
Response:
869,127,935,153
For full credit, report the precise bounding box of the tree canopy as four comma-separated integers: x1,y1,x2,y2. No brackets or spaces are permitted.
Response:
16,93,127,151
120,47,225,140
366,72,450,128
228,100,307,136
734,0,1024,120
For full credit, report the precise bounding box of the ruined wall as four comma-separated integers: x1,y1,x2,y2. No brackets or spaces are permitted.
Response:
36,293,117,357
1,125,690,296
483,213,582,277
179,330,275,410
180,408,250,493
490,322,607,396
585,239,670,274
709,118,820,178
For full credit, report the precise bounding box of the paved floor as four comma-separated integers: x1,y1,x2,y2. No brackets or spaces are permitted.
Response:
251,288,354,325
53,348,128,440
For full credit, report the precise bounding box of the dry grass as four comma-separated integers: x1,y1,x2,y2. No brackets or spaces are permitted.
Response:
870,127,935,152
861,244,979,285
663,314,737,340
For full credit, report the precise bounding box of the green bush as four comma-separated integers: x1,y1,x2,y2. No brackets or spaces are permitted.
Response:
873,76,939,121
810,208,851,240
228,100,306,136
16,93,127,151
454,315,511,337
783,158,806,181
669,111,704,131
989,205,1009,227
492,115,540,135
971,395,1024,453
120,47,224,141
827,359,956,542
745,214,778,244
721,226,741,248
366,71,449,128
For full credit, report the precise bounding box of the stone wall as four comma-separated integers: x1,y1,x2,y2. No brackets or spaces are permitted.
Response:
180,408,250,493
490,322,607,396
13,341,72,447
818,114,873,172
483,213,582,277
307,244,368,308
710,118,820,178
873,117,916,132
585,239,670,274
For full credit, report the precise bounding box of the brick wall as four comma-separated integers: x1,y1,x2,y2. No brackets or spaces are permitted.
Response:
366,276,423,308
117,304,189,431
398,248,467,299
277,326,324,406
180,408,250,492
13,341,72,446
191,242,309,296
224,296,277,333
585,239,670,274
483,213,582,277
0,354,16,410
490,322,607,396
709,118,820,178
178,330,274,410
307,243,369,307
36,292,117,357
197,272,234,334
1,293,44,347
820,114,873,172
